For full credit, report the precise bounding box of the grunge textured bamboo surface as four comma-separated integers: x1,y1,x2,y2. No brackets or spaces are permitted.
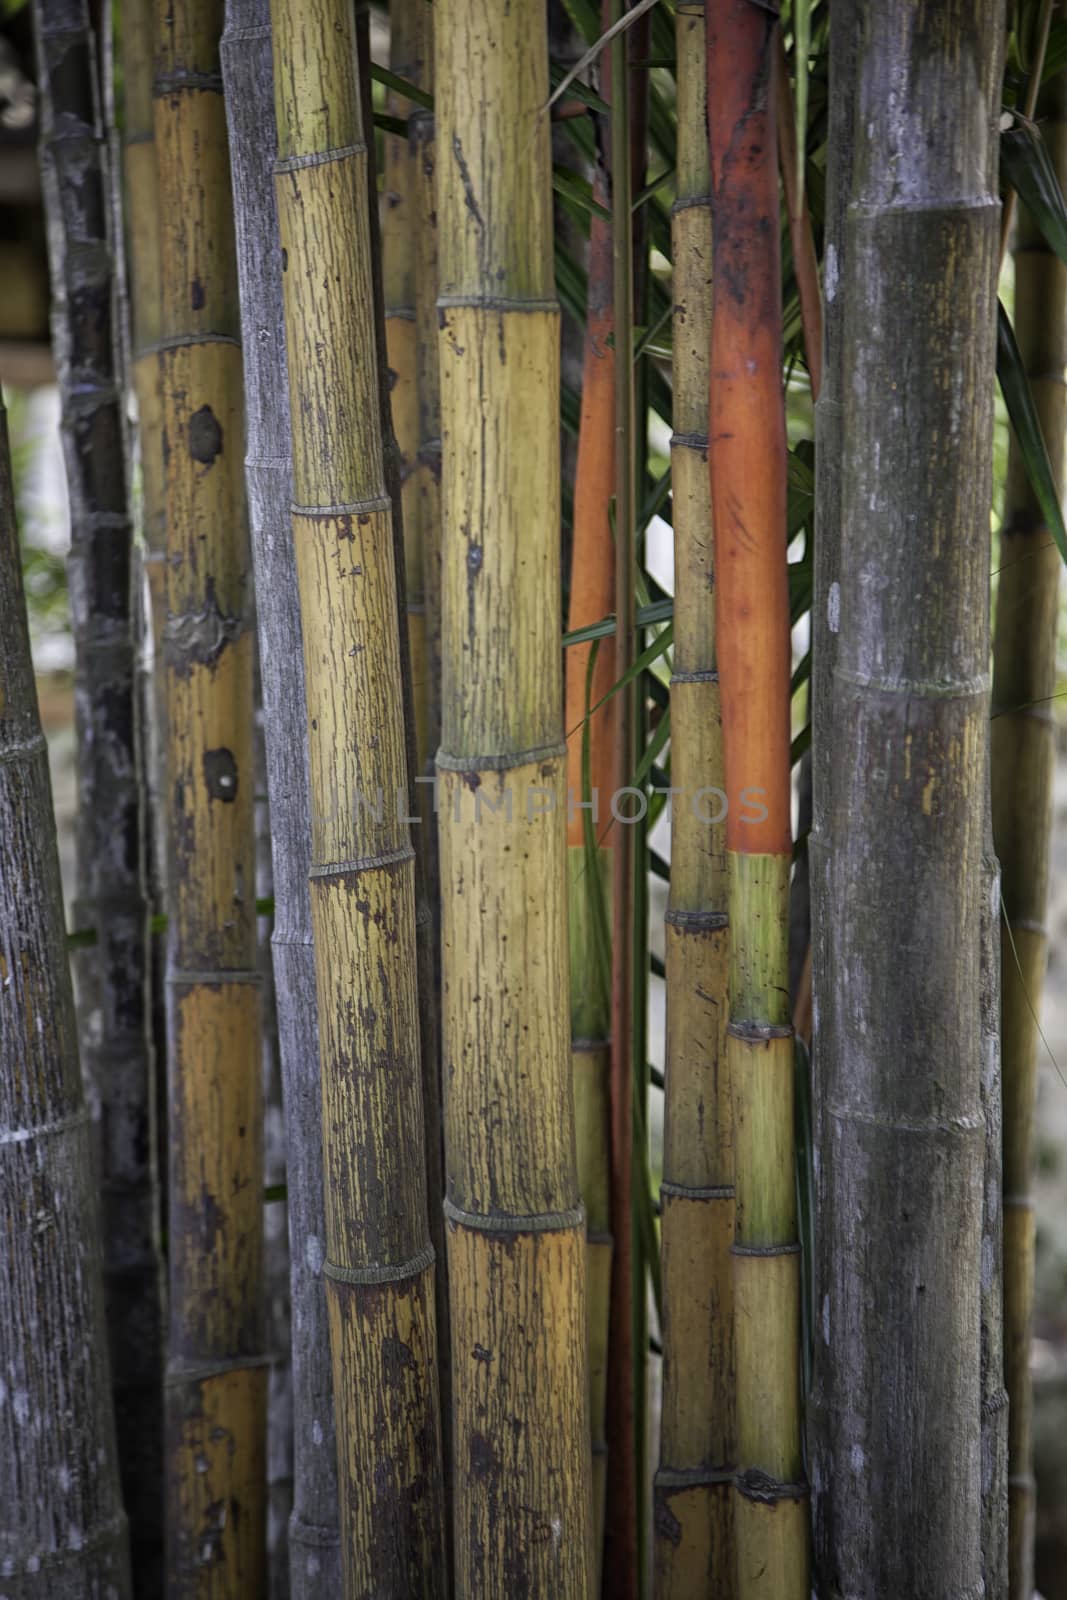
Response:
435,0,594,1590
811,5,1001,1593
33,0,164,1583
270,0,447,1590
220,0,341,1591
0,401,132,1597
153,0,266,1586
654,5,734,1594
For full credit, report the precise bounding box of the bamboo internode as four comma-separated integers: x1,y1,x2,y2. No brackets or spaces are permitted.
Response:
270,0,447,1591
152,0,266,1586
436,0,594,1590
654,5,735,1594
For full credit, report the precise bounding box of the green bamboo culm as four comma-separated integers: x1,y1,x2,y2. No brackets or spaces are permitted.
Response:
993,51,1067,1600
269,0,448,1592
152,0,267,1586
653,5,734,1594
435,0,594,1590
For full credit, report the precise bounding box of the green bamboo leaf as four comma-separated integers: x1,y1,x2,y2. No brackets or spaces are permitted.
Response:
563,597,673,648
552,165,611,221
545,0,662,113
372,112,408,139
996,298,1067,564
369,62,433,111
1000,116,1067,264
558,0,600,47
549,61,611,114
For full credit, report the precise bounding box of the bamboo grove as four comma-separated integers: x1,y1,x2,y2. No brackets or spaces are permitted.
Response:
4,1,1067,1596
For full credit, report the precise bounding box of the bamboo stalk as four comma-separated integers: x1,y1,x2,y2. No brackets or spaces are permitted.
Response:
993,55,1067,1600
120,0,170,1267
219,1,342,1591
32,2,164,1587
412,10,441,777
605,4,639,1593
435,1,594,1590
269,1,448,1591
707,8,808,1594
152,0,267,1587
563,87,615,1577
810,3,1001,1592
0,399,132,1597
355,5,453,1577
653,6,734,1595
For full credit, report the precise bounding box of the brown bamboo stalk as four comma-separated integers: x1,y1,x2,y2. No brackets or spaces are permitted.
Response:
653,5,734,1594
152,0,267,1586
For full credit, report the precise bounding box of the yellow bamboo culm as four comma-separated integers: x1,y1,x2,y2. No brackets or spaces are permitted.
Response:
436,1,594,1591
412,1,441,779
152,0,266,1589
269,1,447,1594
653,6,735,1594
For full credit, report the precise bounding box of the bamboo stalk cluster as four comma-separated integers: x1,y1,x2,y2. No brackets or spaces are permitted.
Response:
0,2,1040,1596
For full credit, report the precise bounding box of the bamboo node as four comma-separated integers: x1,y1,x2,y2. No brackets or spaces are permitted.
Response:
291,494,392,518
153,72,224,96
736,1468,808,1506
274,143,366,175
727,1019,792,1042
659,1179,734,1202
437,742,566,775
664,906,728,930
165,1355,272,1385
308,844,415,878
731,1242,801,1259
443,1197,584,1235
324,1243,435,1286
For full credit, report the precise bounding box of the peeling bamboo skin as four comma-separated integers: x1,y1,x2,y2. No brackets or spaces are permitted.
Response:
270,0,447,1591
811,8,1001,1594
153,2,266,1589
656,15,735,1592
33,0,164,1582
993,83,1067,1600
219,1,341,1588
0,410,132,1597
436,1,592,1590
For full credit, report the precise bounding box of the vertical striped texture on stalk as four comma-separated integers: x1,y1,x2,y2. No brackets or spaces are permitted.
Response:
0,403,132,1597
435,0,594,1591
120,0,170,1270
153,0,266,1587
269,0,447,1592
707,6,808,1593
993,57,1067,1600
811,4,1001,1594
564,123,615,1577
653,4,734,1595
219,0,342,1592
33,0,164,1585
412,6,442,778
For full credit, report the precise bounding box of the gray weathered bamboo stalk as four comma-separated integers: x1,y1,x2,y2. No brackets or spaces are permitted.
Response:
0,398,132,1597
981,789,1008,1599
32,3,164,1586
810,6,1002,1592
992,55,1067,1600
436,0,594,1589
220,3,342,1592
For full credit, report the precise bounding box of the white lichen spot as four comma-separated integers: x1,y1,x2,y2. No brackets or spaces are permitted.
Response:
306,1555,321,1578
67,1526,83,1553
305,1235,325,1275
26,1556,40,1574
850,1444,865,1474
551,1517,562,1549
311,1420,324,1447
57,1464,72,1492
824,243,838,303
821,1294,830,1346
195,1454,210,1475
12,1390,29,1426
827,582,840,635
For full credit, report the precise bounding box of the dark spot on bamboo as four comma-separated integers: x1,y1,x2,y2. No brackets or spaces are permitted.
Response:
472,1343,492,1364
203,747,239,803
469,1431,497,1482
382,1335,417,1390
190,276,205,311
654,1491,683,1546
188,405,223,466
281,247,288,272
